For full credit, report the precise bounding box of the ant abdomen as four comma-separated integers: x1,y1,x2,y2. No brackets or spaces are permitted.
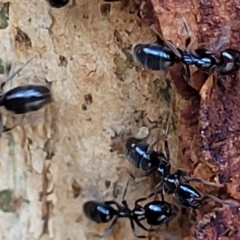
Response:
45,0,69,8
83,201,116,224
132,44,178,71
1,85,51,114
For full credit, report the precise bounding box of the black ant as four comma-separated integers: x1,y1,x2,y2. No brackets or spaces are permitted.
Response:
157,168,240,209
132,14,240,76
0,57,52,115
45,0,69,8
125,113,240,209
83,192,179,239
124,113,171,186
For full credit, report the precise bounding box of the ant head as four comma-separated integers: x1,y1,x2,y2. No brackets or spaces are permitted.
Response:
217,49,240,74
125,137,142,153
131,44,146,63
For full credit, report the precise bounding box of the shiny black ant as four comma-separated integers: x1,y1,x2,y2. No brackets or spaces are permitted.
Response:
125,113,240,209
132,15,240,76
83,192,179,239
157,168,240,209
125,113,171,184
124,112,176,186
0,58,52,115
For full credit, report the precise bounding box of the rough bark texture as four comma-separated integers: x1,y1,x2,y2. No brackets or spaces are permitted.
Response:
0,0,181,240
149,0,240,239
1,0,240,239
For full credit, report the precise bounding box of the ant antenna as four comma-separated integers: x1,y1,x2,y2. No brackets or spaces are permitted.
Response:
121,179,129,201
149,110,172,159
147,135,160,153
197,36,228,54
177,12,193,81
164,110,172,160
0,57,35,93
178,12,191,51
205,194,240,207
214,36,229,53
183,174,224,188
6,57,35,83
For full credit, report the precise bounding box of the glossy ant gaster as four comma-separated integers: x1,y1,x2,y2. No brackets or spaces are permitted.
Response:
0,85,51,114
0,57,52,115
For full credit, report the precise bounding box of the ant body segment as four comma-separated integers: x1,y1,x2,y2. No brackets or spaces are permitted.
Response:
0,58,52,115
132,15,240,76
83,193,178,239
0,85,51,114
132,44,180,71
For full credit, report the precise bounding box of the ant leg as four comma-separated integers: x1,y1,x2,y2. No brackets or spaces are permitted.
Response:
163,111,171,161
178,13,191,51
134,167,158,183
134,192,157,206
152,187,165,202
177,169,224,187
121,179,129,200
103,200,123,211
153,179,164,195
133,218,155,233
204,194,240,207
129,219,148,238
123,198,152,237
185,65,191,83
147,137,159,152
0,81,6,94
116,166,136,180
116,166,155,183
156,231,181,240
5,57,35,84
0,57,35,94
92,217,118,238
149,25,182,58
